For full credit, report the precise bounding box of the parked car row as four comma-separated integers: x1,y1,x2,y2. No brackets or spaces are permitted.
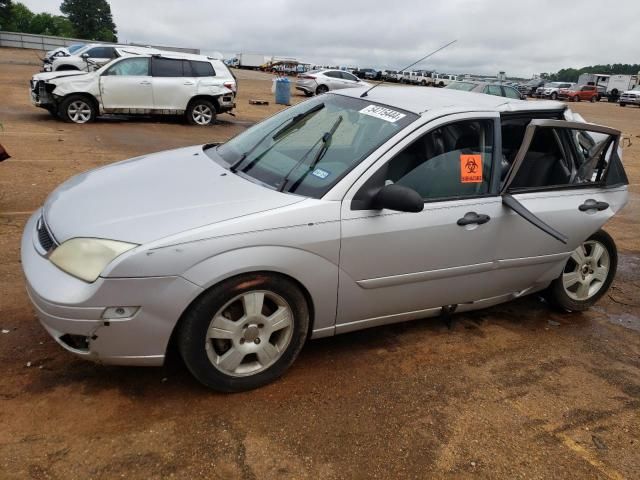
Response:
31,49,237,125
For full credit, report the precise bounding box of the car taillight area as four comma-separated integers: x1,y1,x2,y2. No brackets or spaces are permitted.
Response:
223,81,236,93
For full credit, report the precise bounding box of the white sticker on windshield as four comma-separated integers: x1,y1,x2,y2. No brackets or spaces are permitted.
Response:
311,168,330,179
359,105,406,123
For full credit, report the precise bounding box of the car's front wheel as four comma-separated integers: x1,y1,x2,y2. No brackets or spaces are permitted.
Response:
186,99,217,126
550,92,558,100
178,274,310,392
60,95,96,124
573,96,580,102
316,84,329,95
547,229,617,312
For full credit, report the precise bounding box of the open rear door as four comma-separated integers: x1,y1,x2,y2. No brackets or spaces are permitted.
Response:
491,119,629,292
500,119,627,243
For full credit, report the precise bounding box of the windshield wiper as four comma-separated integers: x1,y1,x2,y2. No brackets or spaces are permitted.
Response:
228,103,324,173
279,115,343,193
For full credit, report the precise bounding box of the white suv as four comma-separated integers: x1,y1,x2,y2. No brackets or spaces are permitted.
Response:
31,52,237,125
43,44,159,72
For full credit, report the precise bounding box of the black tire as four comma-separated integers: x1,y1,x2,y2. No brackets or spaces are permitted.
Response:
573,96,580,102
315,84,329,95
59,94,96,124
546,229,617,312
550,92,558,100
590,96,597,103
304,91,313,97
620,103,626,107
186,99,217,126
178,273,310,392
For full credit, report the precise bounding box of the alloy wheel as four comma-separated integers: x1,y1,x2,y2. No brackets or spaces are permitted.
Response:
192,104,213,125
205,290,294,377
562,240,610,301
67,100,92,123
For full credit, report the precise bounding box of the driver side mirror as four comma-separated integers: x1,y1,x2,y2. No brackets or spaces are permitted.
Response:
81,53,89,59
372,184,424,212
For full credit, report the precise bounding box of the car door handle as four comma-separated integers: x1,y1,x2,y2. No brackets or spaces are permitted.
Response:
183,81,195,85
579,199,609,212
457,212,491,226
140,81,151,86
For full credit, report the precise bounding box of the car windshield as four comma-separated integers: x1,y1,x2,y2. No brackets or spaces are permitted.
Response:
445,81,477,91
208,95,417,198
68,44,84,53
633,85,640,91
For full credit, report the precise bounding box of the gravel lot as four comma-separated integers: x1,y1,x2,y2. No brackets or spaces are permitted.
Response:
1,47,639,479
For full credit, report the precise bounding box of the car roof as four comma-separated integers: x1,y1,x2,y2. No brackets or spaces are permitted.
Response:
334,85,564,115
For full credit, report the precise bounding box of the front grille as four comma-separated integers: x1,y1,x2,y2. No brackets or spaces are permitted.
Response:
37,217,56,253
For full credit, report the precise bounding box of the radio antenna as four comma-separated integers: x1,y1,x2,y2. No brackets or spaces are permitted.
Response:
360,39,458,98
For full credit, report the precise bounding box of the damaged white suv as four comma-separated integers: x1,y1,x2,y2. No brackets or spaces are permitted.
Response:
30,52,237,125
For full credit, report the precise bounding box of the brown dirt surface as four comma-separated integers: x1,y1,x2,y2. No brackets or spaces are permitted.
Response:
1,47,639,479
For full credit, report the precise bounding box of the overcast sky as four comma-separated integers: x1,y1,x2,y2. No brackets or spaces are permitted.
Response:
20,0,640,77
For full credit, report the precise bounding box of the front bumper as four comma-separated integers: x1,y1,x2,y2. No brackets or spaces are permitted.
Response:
21,212,202,366
620,95,640,105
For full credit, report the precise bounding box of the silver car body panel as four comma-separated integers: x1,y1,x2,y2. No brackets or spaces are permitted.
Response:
21,86,629,365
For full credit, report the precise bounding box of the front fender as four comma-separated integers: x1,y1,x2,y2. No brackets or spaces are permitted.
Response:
182,246,338,337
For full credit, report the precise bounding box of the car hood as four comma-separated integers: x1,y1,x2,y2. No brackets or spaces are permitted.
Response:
622,89,640,95
44,145,305,245
33,70,91,82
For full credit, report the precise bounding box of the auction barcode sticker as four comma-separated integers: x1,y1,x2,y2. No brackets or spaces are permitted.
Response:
359,105,406,123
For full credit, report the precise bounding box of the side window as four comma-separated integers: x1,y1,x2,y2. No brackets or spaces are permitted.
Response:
341,72,358,81
86,47,114,58
503,86,521,99
104,57,149,76
191,60,215,77
325,71,340,79
485,85,502,96
384,120,494,200
152,58,184,77
509,127,616,189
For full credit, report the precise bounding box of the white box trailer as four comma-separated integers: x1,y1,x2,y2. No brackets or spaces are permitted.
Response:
604,74,639,101
236,53,269,69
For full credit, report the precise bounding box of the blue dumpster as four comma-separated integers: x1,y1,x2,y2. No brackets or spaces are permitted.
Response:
275,77,291,105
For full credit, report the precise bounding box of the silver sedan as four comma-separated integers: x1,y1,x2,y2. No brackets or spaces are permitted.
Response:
22,87,629,391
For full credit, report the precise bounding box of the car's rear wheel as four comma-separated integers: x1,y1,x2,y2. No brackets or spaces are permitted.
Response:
60,95,96,124
550,92,558,100
178,273,310,392
315,84,329,95
547,230,617,312
573,96,580,102
590,96,597,103
187,99,216,126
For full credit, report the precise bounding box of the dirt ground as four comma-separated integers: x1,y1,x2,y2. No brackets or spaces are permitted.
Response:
1,47,639,480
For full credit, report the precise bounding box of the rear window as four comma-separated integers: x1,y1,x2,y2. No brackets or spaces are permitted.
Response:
191,61,215,77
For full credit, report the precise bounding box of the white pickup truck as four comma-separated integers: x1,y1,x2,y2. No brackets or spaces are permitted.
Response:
31,52,236,125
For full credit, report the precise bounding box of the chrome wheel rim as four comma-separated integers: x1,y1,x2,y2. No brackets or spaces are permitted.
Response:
67,100,92,123
205,290,294,377
562,240,610,301
192,104,213,125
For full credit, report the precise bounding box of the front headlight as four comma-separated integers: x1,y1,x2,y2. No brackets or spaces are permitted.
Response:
49,238,137,283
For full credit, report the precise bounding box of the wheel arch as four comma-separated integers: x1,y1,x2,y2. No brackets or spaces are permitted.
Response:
164,245,340,360
59,92,100,114
187,94,221,113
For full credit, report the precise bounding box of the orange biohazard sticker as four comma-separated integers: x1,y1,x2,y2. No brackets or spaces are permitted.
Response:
460,154,483,183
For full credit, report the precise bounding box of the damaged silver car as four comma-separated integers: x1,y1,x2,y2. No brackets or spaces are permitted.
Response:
22,87,629,391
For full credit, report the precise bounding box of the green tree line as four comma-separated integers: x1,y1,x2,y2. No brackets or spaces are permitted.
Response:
0,0,117,41
541,64,640,82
